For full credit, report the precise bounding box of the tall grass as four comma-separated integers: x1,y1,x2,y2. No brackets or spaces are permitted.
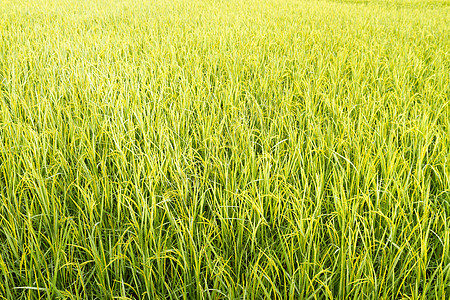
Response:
0,0,449,298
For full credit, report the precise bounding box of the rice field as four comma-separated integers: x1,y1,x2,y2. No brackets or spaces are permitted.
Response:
0,0,449,299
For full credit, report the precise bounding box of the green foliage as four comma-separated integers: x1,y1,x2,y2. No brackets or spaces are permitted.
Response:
0,0,449,298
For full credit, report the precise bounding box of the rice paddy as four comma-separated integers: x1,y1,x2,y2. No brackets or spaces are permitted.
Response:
0,0,449,298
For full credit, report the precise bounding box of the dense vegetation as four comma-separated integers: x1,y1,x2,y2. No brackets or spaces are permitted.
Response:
0,0,449,298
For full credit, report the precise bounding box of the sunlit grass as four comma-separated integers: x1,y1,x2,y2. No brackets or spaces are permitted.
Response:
0,0,449,298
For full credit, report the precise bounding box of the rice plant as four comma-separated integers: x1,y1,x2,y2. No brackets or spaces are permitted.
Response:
0,0,449,299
